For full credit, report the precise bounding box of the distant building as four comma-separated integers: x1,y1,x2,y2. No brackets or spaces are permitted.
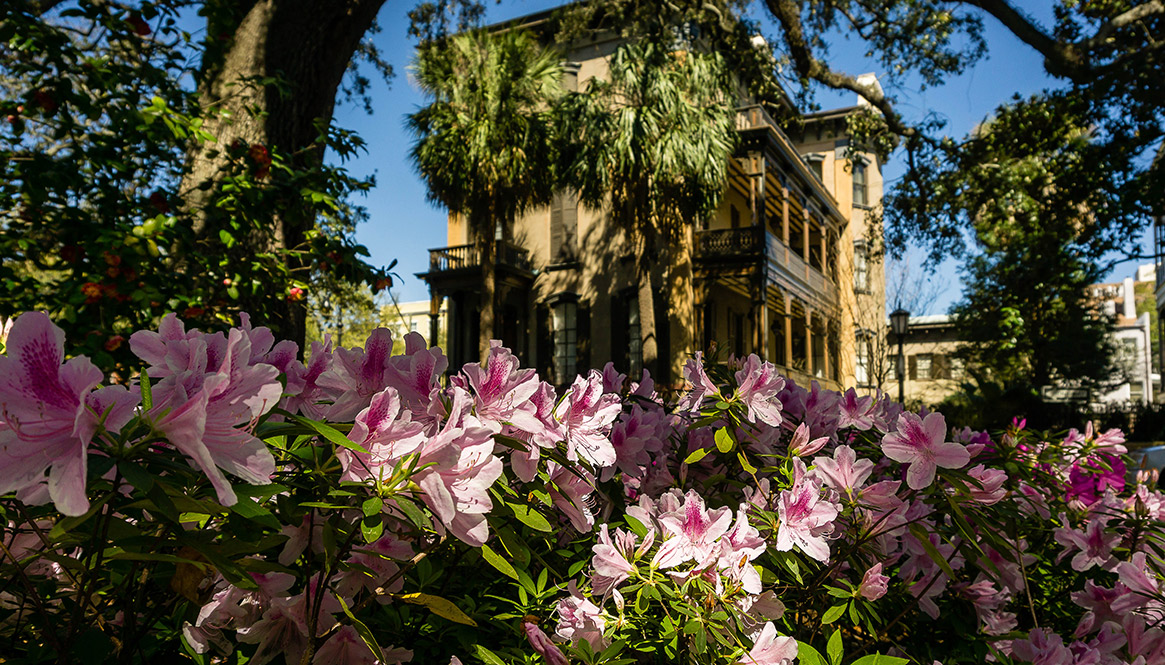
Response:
882,315,965,406
387,299,447,349
1090,273,1155,404
419,8,886,389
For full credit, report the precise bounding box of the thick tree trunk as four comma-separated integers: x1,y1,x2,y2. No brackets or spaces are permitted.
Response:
479,222,497,363
669,222,695,379
636,233,659,382
179,0,387,349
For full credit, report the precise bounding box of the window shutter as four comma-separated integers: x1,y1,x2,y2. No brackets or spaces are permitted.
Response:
563,194,577,259
934,354,948,380
908,354,917,380
549,194,564,260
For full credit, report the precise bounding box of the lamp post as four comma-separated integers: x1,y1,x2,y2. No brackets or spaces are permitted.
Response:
890,308,910,405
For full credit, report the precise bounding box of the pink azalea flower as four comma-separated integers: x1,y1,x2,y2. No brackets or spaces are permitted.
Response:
281,336,334,420
606,404,667,481
881,412,969,490
523,619,567,665
555,581,606,650
601,362,627,393
548,462,598,532
384,331,448,414
315,328,396,421
858,563,889,600
788,421,829,457
678,352,722,413
412,400,502,546
313,624,410,665
733,355,785,427
718,507,766,593
739,622,797,665
1112,552,1161,614
132,318,281,507
0,312,138,515
837,388,876,430
967,464,1008,504
774,475,838,562
653,490,733,569
509,381,563,482
1053,518,1119,572
460,340,539,432
591,524,645,594
338,387,427,482
1010,628,1073,665
553,371,621,467
812,445,874,497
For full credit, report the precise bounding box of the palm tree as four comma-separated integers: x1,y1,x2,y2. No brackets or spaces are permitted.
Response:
560,39,737,380
409,30,563,360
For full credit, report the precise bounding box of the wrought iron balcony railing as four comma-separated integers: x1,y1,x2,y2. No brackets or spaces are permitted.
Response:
428,242,532,274
695,227,764,259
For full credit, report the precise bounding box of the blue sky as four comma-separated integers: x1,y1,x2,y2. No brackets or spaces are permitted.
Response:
333,0,1153,314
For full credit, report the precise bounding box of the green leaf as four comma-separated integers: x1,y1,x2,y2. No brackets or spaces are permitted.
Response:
481,544,519,580
850,656,909,665
335,595,383,663
362,496,383,517
140,368,152,411
684,447,711,464
797,641,828,665
737,451,757,474
118,461,154,492
228,496,281,530
474,644,507,665
827,629,843,665
715,426,734,453
290,414,368,454
398,592,477,626
624,514,648,539
507,501,552,532
821,603,847,624
361,514,384,543
394,497,430,529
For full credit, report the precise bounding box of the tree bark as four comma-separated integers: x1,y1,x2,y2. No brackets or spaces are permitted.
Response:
179,0,388,348
478,219,497,364
636,226,659,382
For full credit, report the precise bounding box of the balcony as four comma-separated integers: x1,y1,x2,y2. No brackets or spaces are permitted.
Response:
427,242,533,274
695,227,837,312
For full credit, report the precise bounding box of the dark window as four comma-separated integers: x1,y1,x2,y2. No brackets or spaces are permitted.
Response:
853,160,868,207
730,204,741,229
627,295,642,377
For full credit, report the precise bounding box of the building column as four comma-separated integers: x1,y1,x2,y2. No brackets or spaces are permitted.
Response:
803,216,812,264
429,292,441,349
804,308,813,375
754,275,769,360
781,176,790,245
751,152,767,229
784,295,794,368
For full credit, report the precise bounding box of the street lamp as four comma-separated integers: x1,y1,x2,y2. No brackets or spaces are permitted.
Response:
889,307,910,405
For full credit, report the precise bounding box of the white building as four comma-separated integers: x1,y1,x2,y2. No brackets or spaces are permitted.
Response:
1094,273,1155,405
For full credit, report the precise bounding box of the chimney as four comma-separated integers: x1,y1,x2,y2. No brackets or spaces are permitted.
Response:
1123,277,1136,319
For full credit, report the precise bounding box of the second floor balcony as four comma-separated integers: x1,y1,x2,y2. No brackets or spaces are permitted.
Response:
427,241,533,274
695,226,837,309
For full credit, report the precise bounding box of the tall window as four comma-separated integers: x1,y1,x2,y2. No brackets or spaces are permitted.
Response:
916,354,933,381
627,295,642,377
854,241,870,293
806,154,824,182
552,298,578,384
856,332,872,386
852,159,868,207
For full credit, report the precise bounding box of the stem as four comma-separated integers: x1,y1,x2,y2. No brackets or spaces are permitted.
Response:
0,536,66,655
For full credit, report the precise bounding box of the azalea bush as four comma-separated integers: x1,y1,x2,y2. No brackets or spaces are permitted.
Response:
0,311,1163,665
